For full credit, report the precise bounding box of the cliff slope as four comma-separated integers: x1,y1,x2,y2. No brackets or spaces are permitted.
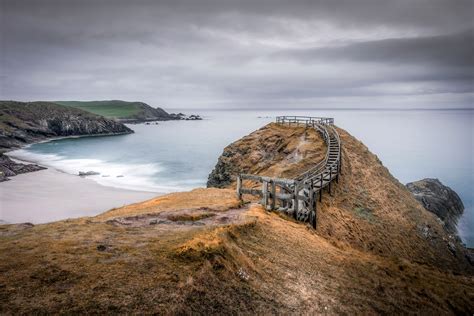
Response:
0,101,133,152
0,123,472,314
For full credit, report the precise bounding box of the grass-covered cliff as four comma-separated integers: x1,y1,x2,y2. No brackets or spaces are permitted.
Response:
0,101,133,152
0,123,472,314
55,100,173,122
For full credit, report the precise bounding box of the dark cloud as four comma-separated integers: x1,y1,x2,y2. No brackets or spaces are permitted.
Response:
0,0,473,108
274,30,474,68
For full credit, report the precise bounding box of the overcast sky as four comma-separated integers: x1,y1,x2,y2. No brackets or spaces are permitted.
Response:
1,0,473,109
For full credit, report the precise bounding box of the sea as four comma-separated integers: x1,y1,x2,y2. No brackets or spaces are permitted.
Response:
7,109,473,246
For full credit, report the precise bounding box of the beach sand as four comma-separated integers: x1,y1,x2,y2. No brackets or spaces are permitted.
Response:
0,168,158,224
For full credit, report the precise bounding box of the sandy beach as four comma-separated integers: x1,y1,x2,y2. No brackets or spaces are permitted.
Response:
0,167,158,224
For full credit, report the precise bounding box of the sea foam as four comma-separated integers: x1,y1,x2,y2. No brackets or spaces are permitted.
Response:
7,149,187,193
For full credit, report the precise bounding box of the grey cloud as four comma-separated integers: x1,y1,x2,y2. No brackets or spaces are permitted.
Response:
273,30,474,68
1,0,473,108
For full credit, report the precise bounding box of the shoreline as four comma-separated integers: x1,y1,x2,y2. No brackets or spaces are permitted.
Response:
0,167,159,225
1,129,135,182
2,129,134,154
0,129,163,225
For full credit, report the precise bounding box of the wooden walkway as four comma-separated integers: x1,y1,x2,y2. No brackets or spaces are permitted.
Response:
236,116,342,228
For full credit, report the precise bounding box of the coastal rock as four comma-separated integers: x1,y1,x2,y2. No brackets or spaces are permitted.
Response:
466,248,474,265
169,113,202,121
406,178,464,235
0,101,133,152
0,154,46,181
78,171,100,177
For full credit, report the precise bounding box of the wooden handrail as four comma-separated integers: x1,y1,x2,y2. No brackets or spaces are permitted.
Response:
237,116,342,229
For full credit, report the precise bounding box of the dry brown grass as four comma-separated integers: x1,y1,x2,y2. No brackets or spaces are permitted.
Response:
208,122,327,188
96,187,241,221
0,124,473,314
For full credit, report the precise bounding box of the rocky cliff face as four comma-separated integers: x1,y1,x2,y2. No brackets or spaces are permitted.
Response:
0,101,133,151
406,178,464,235
0,154,45,182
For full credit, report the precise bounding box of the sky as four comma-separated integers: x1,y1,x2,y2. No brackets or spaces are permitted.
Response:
1,0,473,109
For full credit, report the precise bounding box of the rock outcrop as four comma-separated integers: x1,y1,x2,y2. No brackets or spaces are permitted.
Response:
0,154,45,182
0,101,133,152
406,178,464,235
207,123,326,188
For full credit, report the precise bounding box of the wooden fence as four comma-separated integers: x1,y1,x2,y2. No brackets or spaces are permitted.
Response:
236,116,341,228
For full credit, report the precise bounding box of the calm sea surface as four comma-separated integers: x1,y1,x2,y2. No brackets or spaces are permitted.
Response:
9,109,473,246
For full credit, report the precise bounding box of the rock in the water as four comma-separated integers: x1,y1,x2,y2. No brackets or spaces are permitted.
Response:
78,171,100,176
406,178,464,235
168,113,202,120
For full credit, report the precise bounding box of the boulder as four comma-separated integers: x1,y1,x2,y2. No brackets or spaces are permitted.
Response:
406,178,464,235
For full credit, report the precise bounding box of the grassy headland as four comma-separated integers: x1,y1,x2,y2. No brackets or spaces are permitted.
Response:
0,101,132,152
55,100,172,122
55,100,142,118
0,123,472,314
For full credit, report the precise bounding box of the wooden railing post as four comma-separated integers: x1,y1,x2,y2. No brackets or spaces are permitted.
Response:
293,183,299,219
328,168,332,196
262,180,268,210
339,150,343,175
312,189,317,229
270,180,276,210
236,175,242,200
319,176,323,202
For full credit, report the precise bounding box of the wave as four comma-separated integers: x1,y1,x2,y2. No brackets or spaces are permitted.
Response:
7,149,201,193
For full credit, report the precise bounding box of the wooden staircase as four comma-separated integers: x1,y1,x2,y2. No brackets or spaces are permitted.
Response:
236,116,341,229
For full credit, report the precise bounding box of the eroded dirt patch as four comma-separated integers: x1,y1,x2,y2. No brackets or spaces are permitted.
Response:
105,207,248,228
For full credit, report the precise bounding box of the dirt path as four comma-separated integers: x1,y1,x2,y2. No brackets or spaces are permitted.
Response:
104,205,250,228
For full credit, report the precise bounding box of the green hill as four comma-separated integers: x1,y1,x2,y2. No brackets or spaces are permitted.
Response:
55,100,172,121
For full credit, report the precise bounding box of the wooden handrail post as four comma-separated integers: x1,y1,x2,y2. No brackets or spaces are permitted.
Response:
262,180,269,210
236,175,242,200
312,189,317,229
319,177,323,202
293,183,299,219
328,169,332,196
339,149,343,175
270,180,276,211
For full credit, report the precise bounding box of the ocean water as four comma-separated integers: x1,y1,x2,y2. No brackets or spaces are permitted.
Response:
8,109,473,246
